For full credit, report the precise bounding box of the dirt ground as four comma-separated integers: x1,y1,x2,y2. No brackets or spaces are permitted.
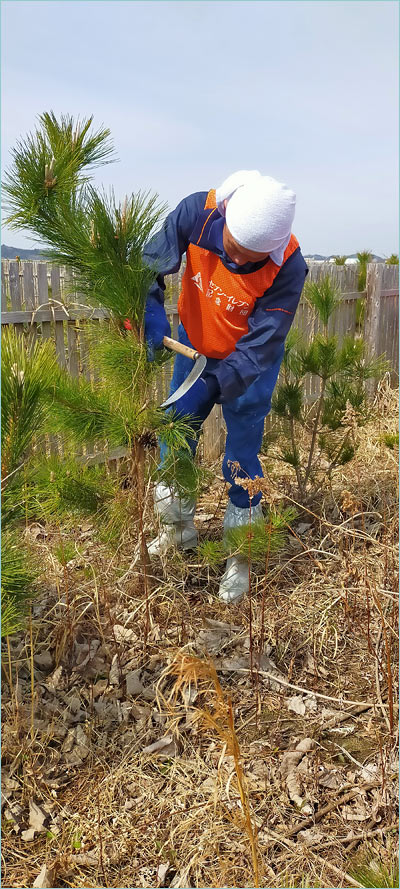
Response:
1,384,398,889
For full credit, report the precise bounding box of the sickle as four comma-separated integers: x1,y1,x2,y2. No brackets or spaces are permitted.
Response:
160,336,207,407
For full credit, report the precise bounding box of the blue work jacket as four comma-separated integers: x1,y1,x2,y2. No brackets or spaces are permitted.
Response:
143,191,308,402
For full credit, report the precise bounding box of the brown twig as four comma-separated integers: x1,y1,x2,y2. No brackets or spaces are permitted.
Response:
226,696,260,887
248,502,254,681
132,440,152,656
96,785,107,888
239,666,384,708
260,825,363,887
285,780,382,838
259,518,272,665
322,702,372,731
371,588,394,735
343,824,396,853
29,607,35,742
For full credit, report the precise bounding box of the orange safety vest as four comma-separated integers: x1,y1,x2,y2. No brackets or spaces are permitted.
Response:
178,189,299,359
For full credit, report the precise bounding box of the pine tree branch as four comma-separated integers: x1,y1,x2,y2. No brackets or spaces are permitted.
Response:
308,430,351,500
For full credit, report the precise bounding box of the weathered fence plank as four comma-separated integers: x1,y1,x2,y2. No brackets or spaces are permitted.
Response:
23,262,35,309
67,321,79,377
2,307,109,323
9,261,22,310
9,260,24,335
37,262,49,307
1,261,8,312
35,264,59,455
364,263,383,357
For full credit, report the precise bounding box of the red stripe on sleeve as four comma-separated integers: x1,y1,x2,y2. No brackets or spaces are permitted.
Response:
265,307,293,315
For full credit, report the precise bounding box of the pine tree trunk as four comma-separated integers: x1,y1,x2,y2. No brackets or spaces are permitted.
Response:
304,378,326,488
289,416,304,498
132,439,152,646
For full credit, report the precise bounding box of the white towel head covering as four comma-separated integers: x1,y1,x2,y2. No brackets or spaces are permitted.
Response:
215,170,296,266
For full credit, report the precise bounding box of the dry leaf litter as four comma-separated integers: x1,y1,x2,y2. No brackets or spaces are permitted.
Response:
1,385,398,888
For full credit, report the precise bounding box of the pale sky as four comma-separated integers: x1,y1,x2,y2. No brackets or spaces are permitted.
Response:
1,0,398,256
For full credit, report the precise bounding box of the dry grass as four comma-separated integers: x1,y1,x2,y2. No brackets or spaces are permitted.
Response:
1,384,398,889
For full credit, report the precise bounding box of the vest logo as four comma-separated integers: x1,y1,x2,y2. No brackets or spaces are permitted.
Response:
205,278,249,310
191,272,203,291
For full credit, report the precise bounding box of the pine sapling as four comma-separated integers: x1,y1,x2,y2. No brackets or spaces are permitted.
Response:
357,249,373,293
3,112,200,638
356,249,373,327
266,275,387,500
1,327,59,633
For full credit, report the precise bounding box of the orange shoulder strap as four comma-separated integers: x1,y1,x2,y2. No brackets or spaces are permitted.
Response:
204,189,217,209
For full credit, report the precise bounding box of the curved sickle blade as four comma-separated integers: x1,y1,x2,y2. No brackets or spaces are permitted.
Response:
161,354,207,408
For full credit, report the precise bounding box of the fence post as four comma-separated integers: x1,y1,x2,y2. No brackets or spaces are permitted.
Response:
365,263,383,353
364,262,383,394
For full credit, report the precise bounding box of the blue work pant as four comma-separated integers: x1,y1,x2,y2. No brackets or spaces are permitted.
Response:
159,324,283,508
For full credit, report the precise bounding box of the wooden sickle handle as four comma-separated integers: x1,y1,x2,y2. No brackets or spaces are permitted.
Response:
162,336,201,361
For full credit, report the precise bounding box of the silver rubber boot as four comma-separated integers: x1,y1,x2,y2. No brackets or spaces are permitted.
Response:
148,484,198,556
218,501,263,604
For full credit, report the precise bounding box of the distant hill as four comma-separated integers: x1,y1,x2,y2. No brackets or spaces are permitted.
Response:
1,243,388,264
304,253,385,262
1,243,45,260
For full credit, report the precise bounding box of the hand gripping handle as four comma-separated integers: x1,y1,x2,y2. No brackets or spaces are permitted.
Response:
162,336,201,361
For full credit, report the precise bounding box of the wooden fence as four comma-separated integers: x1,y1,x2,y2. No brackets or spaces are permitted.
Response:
1,259,399,461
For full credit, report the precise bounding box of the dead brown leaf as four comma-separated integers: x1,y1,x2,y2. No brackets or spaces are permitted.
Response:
33,864,55,888
29,800,48,833
142,735,178,758
281,738,316,815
